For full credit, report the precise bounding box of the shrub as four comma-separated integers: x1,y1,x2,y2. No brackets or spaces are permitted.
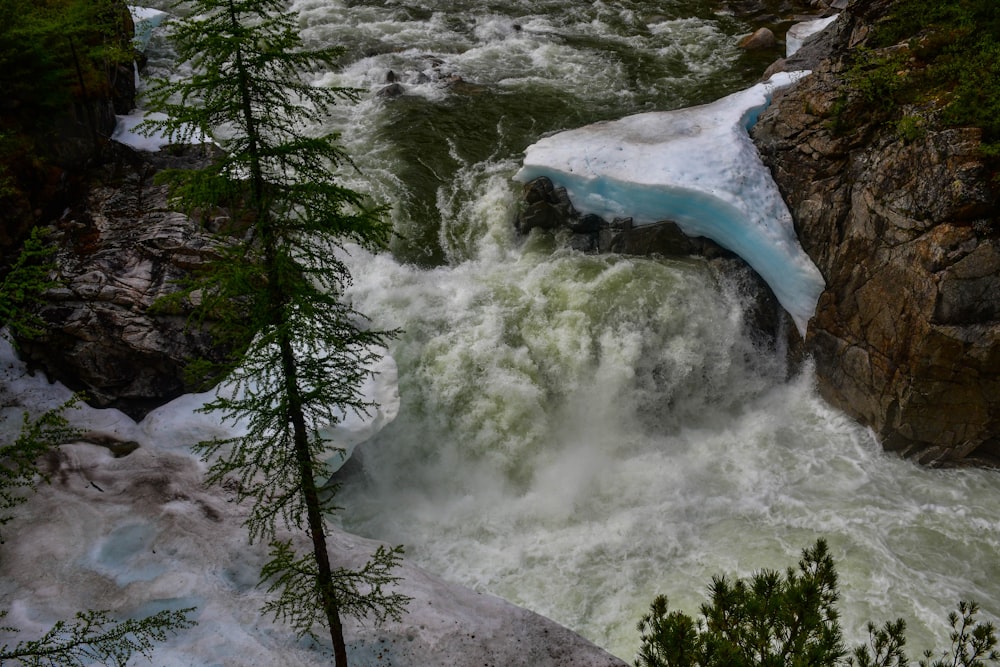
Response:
843,0,1000,153
636,540,999,667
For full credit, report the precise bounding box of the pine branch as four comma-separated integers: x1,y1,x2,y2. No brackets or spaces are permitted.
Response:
0,397,82,542
0,608,195,666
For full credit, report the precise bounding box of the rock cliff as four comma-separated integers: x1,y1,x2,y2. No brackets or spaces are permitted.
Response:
17,146,231,419
752,0,1000,464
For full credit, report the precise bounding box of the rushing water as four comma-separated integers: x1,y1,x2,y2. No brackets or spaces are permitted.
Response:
142,0,1000,661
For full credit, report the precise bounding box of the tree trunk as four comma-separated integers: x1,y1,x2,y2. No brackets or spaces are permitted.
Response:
230,1,353,660
276,330,349,666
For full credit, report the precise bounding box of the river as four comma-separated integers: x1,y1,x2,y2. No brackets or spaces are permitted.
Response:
145,0,1000,660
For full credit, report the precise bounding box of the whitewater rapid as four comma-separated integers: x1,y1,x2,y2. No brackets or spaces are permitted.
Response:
333,187,1000,659
287,0,1000,659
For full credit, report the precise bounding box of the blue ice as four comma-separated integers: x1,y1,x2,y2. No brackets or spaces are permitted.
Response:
515,72,825,335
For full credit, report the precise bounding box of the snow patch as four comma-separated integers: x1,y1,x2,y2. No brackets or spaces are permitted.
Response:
514,71,825,335
787,14,839,57
129,6,171,52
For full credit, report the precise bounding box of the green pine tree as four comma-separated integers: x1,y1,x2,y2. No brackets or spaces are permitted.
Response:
0,228,61,343
636,540,844,667
636,539,999,667
143,1,409,664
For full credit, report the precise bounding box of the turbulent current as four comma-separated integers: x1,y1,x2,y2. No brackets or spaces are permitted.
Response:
141,0,1000,660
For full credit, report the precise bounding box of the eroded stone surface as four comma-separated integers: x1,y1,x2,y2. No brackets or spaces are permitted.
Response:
18,146,231,419
753,0,1000,464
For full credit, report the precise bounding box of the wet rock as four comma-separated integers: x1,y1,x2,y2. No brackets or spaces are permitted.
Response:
604,219,723,258
739,27,777,49
570,213,605,234
515,177,726,258
752,0,1000,465
515,176,577,234
17,144,234,419
377,82,405,99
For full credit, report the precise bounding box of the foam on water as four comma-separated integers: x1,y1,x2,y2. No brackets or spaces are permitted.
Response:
336,195,801,655
335,244,1000,657
326,21,1000,650
298,0,741,109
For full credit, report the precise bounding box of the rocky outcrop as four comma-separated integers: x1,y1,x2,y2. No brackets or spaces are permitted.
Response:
17,145,232,419
515,176,729,258
752,2,1000,464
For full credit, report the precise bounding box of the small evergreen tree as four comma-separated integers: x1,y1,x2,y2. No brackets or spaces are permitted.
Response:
144,1,409,664
636,540,844,667
0,229,59,343
0,398,80,542
917,602,999,667
636,540,999,667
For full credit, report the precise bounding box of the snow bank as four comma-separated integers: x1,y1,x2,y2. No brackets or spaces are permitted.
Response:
0,337,620,666
129,5,170,52
514,71,825,335
138,348,400,477
786,14,839,57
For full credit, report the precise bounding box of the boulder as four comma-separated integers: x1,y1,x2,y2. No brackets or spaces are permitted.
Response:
377,82,405,99
752,2,1000,465
739,27,777,50
17,145,233,419
515,176,578,234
